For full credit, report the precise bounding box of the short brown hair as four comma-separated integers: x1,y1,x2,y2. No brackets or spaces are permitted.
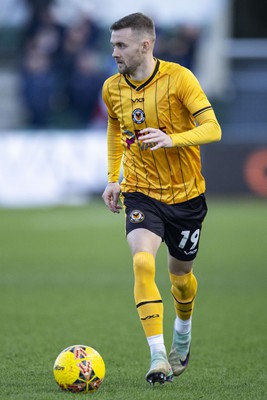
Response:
110,12,156,40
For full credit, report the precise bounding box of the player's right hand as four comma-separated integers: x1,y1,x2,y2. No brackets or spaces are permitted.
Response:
102,182,122,213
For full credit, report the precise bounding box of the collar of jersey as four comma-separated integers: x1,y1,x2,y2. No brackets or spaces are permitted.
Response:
123,58,160,92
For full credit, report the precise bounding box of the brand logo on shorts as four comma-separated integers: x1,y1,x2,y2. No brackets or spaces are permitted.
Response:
132,108,145,124
184,249,198,256
129,210,145,223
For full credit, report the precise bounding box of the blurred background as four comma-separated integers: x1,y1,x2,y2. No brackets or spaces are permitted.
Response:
0,0,266,206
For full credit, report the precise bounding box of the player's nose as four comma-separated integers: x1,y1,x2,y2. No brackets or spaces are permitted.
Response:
112,47,120,58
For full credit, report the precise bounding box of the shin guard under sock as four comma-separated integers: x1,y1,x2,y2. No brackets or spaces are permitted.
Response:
133,252,163,337
169,271,197,321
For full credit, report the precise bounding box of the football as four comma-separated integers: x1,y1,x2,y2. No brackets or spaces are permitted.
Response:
53,344,105,393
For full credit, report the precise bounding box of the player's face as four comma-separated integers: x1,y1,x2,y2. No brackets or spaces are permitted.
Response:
110,28,144,76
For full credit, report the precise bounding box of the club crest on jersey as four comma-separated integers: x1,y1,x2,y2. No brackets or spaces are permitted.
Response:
129,209,145,223
132,108,145,124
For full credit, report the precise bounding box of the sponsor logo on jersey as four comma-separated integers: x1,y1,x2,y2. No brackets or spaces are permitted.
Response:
132,108,145,124
129,209,145,223
123,126,167,150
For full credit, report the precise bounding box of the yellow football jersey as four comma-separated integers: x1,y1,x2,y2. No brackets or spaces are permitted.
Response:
102,59,221,204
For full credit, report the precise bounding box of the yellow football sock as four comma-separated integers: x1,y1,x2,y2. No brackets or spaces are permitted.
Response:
169,271,197,320
133,252,163,338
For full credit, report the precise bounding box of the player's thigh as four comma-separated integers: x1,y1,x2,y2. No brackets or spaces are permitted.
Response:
168,252,194,275
127,228,162,257
123,192,164,256
165,195,207,262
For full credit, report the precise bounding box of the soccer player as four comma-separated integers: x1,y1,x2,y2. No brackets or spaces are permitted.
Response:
102,12,221,385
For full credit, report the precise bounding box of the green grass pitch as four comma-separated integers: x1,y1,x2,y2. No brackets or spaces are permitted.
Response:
0,198,266,399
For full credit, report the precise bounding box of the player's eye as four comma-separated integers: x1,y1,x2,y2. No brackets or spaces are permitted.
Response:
116,43,127,49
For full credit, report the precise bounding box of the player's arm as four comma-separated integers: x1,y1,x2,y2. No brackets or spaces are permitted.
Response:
138,110,220,150
102,115,123,213
138,68,221,150
102,80,123,213
171,68,221,147
169,108,221,147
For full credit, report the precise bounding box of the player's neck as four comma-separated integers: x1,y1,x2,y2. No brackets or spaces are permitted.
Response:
129,56,155,82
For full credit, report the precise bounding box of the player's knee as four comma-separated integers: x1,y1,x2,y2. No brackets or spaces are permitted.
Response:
133,252,155,283
170,271,197,297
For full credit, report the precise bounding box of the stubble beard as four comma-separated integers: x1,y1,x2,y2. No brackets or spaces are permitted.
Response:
117,62,132,75
116,58,140,76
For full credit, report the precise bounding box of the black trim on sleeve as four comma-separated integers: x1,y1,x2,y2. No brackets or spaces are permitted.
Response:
193,106,213,118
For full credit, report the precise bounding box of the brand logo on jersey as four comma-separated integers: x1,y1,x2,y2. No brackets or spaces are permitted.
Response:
129,209,145,223
132,108,145,124
132,98,144,103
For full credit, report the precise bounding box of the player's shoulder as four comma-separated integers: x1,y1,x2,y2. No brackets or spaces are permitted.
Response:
158,59,195,80
103,73,121,89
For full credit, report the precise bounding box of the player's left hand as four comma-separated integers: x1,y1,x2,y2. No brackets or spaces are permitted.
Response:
138,128,173,150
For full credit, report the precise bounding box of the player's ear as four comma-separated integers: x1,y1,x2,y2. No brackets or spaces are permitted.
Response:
142,40,150,53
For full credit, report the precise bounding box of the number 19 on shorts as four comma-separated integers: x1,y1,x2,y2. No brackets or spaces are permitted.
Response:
178,229,200,256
